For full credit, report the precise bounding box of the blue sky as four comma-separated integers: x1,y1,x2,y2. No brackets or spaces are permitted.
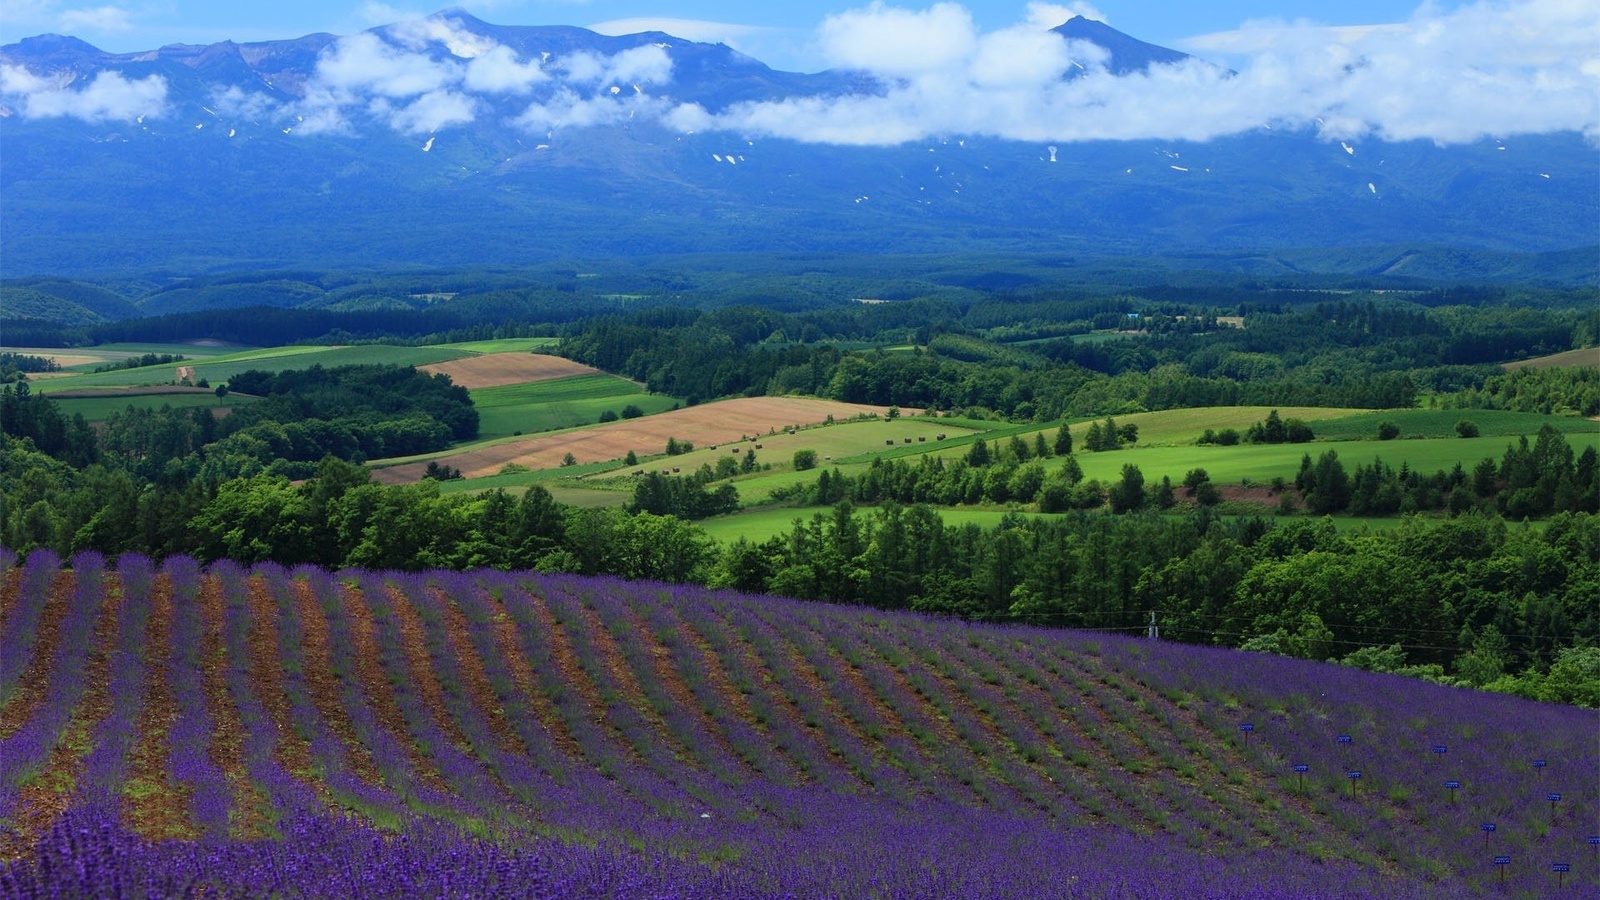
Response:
3,1,1466,72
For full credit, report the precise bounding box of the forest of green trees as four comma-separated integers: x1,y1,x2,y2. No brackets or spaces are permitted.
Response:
2,280,1596,704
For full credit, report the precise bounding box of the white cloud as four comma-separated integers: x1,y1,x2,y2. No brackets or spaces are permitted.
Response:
314,32,459,98
679,0,1599,146
559,45,673,87
464,45,548,93
0,65,167,121
210,85,277,120
380,89,477,133
819,2,977,74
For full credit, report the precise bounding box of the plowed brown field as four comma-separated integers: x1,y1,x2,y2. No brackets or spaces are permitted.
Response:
373,397,893,483
417,353,598,389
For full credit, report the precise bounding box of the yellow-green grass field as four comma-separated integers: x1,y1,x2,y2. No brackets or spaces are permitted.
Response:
434,337,560,354
471,374,680,438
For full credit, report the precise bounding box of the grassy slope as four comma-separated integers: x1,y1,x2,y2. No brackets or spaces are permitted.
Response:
30,345,473,393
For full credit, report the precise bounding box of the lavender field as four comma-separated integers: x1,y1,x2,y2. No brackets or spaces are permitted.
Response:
0,549,1595,898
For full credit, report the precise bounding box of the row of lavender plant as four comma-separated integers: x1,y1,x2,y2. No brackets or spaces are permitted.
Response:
699,587,917,801
1088,632,1600,889
658,585,847,792
495,575,684,821
161,557,234,838
744,600,993,805
0,549,60,708
442,571,658,840
73,555,155,807
310,569,460,818
626,586,804,785
348,572,510,827
391,570,605,832
535,577,743,824
254,564,401,821
0,552,109,824
209,561,322,828
953,622,1290,847
815,607,1089,816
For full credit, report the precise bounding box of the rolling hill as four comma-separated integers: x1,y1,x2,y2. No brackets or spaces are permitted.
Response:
0,551,1594,897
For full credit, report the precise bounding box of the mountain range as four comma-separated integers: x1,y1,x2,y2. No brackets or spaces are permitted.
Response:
1,10,1595,282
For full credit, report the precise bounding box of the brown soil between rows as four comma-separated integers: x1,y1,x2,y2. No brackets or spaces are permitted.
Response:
382,585,474,755
658,602,807,784
0,565,21,634
711,604,873,785
0,573,119,860
288,579,387,796
122,575,194,841
243,576,335,814
336,585,454,799
196,574,269,839
482,589,582,761
436,589,528,761
417,353,599,389
373,397,897,483
515,586,653,774
612,600,758,780
0,571,72,739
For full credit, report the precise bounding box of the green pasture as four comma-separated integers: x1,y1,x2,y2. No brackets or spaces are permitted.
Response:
32,344,471,393
52,392,256,421
1309,408,1597,441
471,374,677,438
434,337,559,354
1059,431,1599,488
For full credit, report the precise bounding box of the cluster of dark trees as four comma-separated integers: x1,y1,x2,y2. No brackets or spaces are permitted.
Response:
1292,427,1598,518
628,468,739,520
1,364,477,484
4,431,1594,705
550,293,1591,421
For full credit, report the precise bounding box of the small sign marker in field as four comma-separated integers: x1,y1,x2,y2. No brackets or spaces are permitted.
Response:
1292,763,1308,793
1493,855,1511,883
1444,780,1460,803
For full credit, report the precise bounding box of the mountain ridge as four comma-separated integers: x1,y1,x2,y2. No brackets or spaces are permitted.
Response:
1,11,1594,280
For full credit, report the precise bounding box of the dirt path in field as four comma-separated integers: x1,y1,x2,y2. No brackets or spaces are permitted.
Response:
373,397,897,483
417,353,599,389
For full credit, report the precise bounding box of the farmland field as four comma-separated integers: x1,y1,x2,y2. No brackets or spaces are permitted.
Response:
373,397,897,482
0,551,1593,897
417,352,598,389
29,345,472,394
469,372,675,439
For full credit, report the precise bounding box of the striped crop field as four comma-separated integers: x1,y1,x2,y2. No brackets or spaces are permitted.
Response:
0,550,1595,898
